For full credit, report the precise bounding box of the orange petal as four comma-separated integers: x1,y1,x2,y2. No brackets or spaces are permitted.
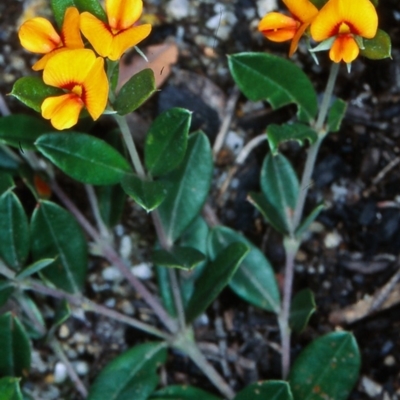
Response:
43,49,97,88
289,21,310,56
61,7,84,49
106,0,143,30
108,24,152,60
82,57,109,120
32,48,67,71
258,13,298,42
80,12,113,58
42,94,84,130
18,17,60,53
329,35,360,63
283,0,318,23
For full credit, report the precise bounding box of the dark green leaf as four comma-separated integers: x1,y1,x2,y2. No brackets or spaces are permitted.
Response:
150,385,222,400
228,53,317,123
308,0,328,8
17,293,46,339
289,289,316,334
289,331,361,400
267,123,317,156
327,99,347,133
0,192,30,270
208,226,280,313
31,200,87,293
11,77,63,112
35,132,131,185
158,132,213,243
0,377,23,400
73,0,107,21
15,258,55,280
235,381,293,400
114,69,156,115
51,0,73,27
96,184,126,228
144,108,191,177
0,313,31,378
295,204,324,239
0,173,14,195
152,247,206,270
87,342,167,400
0,279,14,308
361,29,391,60
0,148,19,172
155,266,177,317
185,242,249,323
53,300,71,328
121,174,167,212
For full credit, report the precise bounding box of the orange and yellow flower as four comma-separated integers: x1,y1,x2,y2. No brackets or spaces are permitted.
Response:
18,7,84,70
41,49,109,130
310,0,378,63
258,0,318,56
80,0,152,61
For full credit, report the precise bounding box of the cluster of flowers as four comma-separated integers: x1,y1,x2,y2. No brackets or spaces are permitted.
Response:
19,0,151,130
258,0,378,63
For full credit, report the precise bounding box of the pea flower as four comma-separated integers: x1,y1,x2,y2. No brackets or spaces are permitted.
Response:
310,0,378,63
258,0,318,56
80,0,152,61
18,7,84,70
41,49,109,130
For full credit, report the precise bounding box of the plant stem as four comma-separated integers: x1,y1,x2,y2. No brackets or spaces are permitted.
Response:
84,184,110,240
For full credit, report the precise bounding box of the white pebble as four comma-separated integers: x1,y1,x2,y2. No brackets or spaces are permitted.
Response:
54,362,68,384
119,235,132,259
74,361,89,376
324,231,342,249
166,0,189,19
102,266,121,281
131,262,153,280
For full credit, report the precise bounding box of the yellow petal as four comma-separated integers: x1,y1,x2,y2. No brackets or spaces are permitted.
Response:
32,48,67,71
283,0,318,22
106,0,143,30
62,7,84,49
18,17,60,53
108,24,152,60
80,12,113,58
82,57,109,120
258,13,298,42
42,94,83,130
329,35,359,63
43,49,97,88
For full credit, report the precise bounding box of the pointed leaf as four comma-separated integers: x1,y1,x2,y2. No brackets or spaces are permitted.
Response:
31,201,87,293
114,69,156,115
0,313,31,378
235,381,293,400
0,148,19,172
97,184,126,227
327,99,347,133
295,204,324,239
35,132,131,185
87,342,167,400
0,279,14,308
267,123,317,156
17,293,46,339
158,132,213,243
0,192,30,270
208,226,280,313
150,385,222,400
121,174,166,212
51,0,73,27
289,331,361,400
0,173,14,195
15,258,55,280
228,53,317,123
144,108,191,177
185,242,249,323
0,377,23,400
152,246,206,271
289,289,316,334
360,29,391,60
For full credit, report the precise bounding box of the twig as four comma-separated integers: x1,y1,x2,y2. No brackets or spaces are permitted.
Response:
84,184,110,240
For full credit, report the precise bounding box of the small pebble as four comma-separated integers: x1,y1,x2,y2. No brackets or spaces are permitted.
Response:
360,376,382,397
104,297,116,308
74,361,89,376
166,0,189,19
119,235,132,259
53,362,67,384
131,262,152,279
384,355,396,367
102,266,121,281
120,300,135,315
324,231,342,248
58,324,70,339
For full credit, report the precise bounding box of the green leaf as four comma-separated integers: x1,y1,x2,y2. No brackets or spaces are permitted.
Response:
152,247,206,271
0,313,31,378
11,77,63,112
327,99,347,133
295,204,324,239
234,381,293,400
87,342,167,400
0,279,14,308
0,192,30,270
158,132,213,243
289,289,316,334
97,184,126,227
53,300,71,328
121,174,167,212
360,29,391,60
0,149,19,172
261,153,299,234
16,293,46,339
35,132,131,185
144,108,191,177
15,258,55,280
30,201,87,293
0,115,51,151
308,0,328,8
51,0,73,27
114,69,156,115
155,266,176,317
150,385,222,400
185,242,249,323
0,377,23,400
208,226,280,313
267,123,317,156
0,173,14,195
289,331,361,400
228,53,317,123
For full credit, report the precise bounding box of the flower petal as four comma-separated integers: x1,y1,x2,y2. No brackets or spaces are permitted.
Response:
283,0,318,23
82,57,109,120
42,94,83,130
258,13,298,42
18,17,60,53
108,24,152,60
61,7,84,49
32,48,67,71
330,35,359,63
289,21,310,56
80,12,113,58
106,0,143,30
